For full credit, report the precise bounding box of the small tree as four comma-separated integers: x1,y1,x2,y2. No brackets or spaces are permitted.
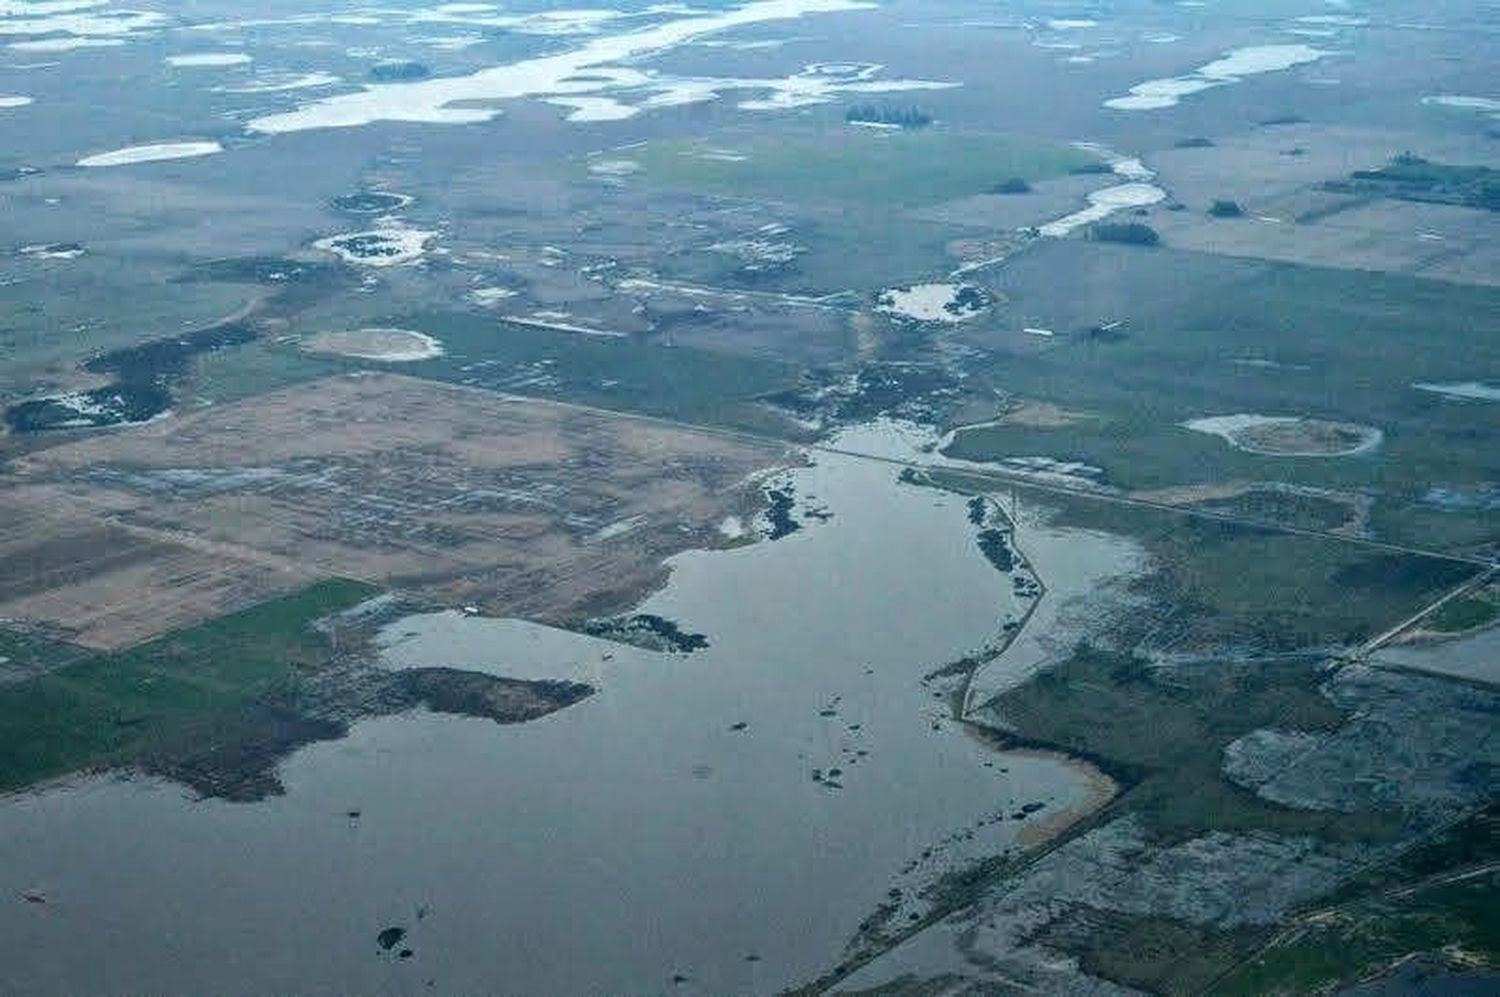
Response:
1088,222,1160,246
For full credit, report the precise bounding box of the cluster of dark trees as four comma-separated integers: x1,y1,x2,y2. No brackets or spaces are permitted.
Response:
1087,222,1160,246
1330,152,1500,212
844,105,932,128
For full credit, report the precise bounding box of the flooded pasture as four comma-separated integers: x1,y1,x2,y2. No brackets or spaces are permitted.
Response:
0,444,1111,995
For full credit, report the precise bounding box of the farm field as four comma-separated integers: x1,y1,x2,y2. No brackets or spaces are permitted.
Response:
2,373,790,647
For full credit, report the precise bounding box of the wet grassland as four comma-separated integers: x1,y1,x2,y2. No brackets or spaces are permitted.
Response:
3,257,351,436
944,242,1500,554
828,464,1497,995
1214,803,1500,995
237,308,808,436
0,580,379,795
628,129,1095,209
616,126,1095,295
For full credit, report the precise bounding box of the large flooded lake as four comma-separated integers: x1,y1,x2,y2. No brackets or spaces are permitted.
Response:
0,445,1111,995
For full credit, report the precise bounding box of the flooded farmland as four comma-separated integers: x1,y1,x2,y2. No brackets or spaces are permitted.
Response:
0,444,1113,996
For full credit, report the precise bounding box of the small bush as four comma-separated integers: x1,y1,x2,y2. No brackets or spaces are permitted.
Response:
1088,222,1160,246
844,104,932,129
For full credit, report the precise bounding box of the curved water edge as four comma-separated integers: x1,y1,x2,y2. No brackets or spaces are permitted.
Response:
1104,44,1330,111
828,419,1148,705
1036,142,1166,238
0,428,1131,995
245,0,915,134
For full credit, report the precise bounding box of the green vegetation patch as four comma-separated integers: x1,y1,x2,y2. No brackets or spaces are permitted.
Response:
1051,498,1476,650
629,129,1094,207
0,579,378,795
1328,153,1500,212
311,311,802,433
1214,805,1500,995
1192,489,1354,532
1426,590,1500,634
989,645,1399,845
1038,910,1264,996
1087,222,1160,246
0,626,88,677
948,247,1500,550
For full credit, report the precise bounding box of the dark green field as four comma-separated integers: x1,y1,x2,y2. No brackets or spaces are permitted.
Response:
986,646,1400,846
0,580,377,795
0,627,88,678
1215,805,1500,995
630,128,1095,208
249,311,806,435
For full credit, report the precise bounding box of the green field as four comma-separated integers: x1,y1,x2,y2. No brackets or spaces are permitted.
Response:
1038,912,1263,997
184,336,344,407
0,265,254,399
927,467,1479,651
986,646,1401,846
0,627,88,677
630,126,1094,295
1214,805,1500,995
0,580,377,795
944,245,1500,551
267,311,804,434
188,303,811,439
1193,489,1355,532
1048,498,1478,650
629,128,1095,208
1427,589,1500,633
656,206,970,297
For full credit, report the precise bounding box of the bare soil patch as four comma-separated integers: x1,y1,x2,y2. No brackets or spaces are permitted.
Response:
302,327,443,361
1001,399,1093,428
1130,482,1257,505
1185,414,1382,456
1,373,791,647
1236,419,1379,456
0,500,308,649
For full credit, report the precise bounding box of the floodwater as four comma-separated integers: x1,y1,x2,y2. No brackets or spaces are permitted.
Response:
245,0,891,134
1414,381,1500,402
1104,43,1329,111
0,445,1111,996
1036,144,1165,238
962,500,1144,709
824,420,1146,705
75,140,224,168
1374,626,1500,686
